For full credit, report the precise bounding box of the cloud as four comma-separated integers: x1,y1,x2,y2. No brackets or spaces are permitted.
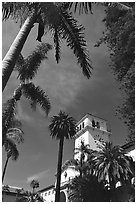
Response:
17,102,32,123
27,170,50,183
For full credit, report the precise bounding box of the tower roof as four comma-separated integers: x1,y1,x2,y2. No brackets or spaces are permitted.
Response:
76,113,108,126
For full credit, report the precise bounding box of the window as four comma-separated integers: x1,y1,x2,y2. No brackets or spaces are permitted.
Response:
45,192,47,196
96,121,100,129
48,191,50,195
76,126,79,132
82,122,84,128
92,120,95,127
79,124,81,130
52,189,54,194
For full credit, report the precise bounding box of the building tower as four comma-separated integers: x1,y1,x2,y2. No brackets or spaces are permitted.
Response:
58,114,111,201
74,113,111,160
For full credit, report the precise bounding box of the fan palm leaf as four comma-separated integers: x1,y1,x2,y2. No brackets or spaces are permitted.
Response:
68,174,108,202
93,142,134,190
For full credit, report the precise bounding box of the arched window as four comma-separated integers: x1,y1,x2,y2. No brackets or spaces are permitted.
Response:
92,120,95,127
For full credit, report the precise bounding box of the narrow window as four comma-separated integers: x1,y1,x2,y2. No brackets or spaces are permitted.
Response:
96,121,100,128
79,124,81,130
82,122,84,128
92,120,95,127
48,191,50,195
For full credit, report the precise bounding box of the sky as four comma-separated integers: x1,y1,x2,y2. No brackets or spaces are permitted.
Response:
2,4,129,191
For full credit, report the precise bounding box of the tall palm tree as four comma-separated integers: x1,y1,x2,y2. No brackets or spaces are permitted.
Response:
2,115,24,184
49,111,76,202
2,2,92,91
93,142,133,200
61,142,95,178
2,121,24,183
74,141,91,177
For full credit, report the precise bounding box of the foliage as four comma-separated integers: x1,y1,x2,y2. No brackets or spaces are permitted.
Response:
30,180,40,193
93,142,134,189
95,3,135,141
15,180,43,202
49,111,76,140
67,141,134,202
15,43,52,81
68,174,108,202
2,2,92,79
2,43,51,143
2,185,10,192
16,191,44,202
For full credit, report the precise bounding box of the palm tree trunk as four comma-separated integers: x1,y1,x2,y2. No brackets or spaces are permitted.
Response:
2,156,9,183
2,13,38,92
55,137,64,202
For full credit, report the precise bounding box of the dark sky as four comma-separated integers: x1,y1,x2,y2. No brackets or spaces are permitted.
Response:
2,4,128,191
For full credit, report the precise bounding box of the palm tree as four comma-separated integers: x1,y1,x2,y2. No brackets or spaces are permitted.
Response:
30,179,40,194
49,111,76,202
2,123,24,183
93,142,133,201
2,2,92,91
15,184,43,202
2,43,51,144
74,141,91,177
2,116,24,184
2,142,19,183
30,180,40,202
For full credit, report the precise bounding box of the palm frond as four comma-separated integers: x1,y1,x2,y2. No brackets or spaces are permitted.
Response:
49,111,76,140
2,2,35,26
6,127,24,144
4,139,19,161
17,43,52,81
14,53,25,72
41,3,92,78
64,2,93,14
22,83,51,115
2,98,17,134
58,9,92,78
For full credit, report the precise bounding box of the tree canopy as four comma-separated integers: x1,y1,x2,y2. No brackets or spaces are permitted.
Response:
95,3,135,142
